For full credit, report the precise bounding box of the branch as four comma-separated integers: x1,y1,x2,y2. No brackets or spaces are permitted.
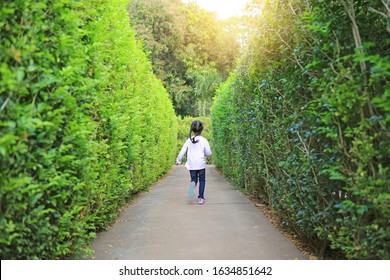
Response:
368,7,388,18
288,0,297,15
276,33,291,50
0,96,10,112
293,53,305,71
382,0,390,13
368,5,390,34
341,0,368,89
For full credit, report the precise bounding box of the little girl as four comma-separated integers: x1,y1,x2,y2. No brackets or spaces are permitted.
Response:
176,120,212,204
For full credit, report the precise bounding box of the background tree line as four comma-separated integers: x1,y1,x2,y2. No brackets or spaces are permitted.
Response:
128,0,240,117
211,0,389,259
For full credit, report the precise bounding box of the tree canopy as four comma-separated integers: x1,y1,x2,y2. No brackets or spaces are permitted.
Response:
128,0,240,116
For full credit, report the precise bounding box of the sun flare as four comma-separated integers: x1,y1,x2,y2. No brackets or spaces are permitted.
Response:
183,0,251,19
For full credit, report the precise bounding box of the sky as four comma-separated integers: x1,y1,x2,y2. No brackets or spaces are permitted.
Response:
183,0,251,19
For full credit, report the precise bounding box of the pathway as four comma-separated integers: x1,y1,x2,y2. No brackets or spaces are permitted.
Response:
89,165,306,260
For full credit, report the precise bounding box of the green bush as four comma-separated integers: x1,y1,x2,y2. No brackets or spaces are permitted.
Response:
0,0,176,259
211,0,389,259
83,0,177,231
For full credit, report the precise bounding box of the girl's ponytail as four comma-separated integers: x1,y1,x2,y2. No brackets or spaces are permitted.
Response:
189,128,197,144
190,120,203,144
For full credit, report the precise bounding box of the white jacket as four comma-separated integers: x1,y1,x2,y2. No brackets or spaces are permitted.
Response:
176,136,212,170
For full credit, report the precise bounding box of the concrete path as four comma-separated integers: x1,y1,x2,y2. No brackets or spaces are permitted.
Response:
89,165,306,260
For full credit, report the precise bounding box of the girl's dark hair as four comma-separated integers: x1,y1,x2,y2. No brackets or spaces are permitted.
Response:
189,120,203,144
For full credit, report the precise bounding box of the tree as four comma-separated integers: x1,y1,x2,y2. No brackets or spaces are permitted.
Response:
128,0,240,116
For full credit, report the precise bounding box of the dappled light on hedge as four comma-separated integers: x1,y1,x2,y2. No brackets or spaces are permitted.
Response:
211,0,389,259
0,0,176,259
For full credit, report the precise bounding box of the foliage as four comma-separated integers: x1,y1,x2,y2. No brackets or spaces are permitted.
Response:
0,0,176,259
186,67,222,116
211,0,389,259
128,0,239,116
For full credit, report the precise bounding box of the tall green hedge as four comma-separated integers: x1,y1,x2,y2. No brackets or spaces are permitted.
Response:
211,0,389,259
0,0,176,259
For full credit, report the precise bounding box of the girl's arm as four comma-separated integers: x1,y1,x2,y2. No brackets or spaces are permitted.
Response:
204,139,212,157
176,141,188,164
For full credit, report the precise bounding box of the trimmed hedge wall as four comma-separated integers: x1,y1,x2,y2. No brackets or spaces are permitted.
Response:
211,0,389,259
0,0,177,259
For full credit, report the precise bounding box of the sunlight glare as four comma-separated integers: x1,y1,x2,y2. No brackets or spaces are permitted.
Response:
183,0,252,19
